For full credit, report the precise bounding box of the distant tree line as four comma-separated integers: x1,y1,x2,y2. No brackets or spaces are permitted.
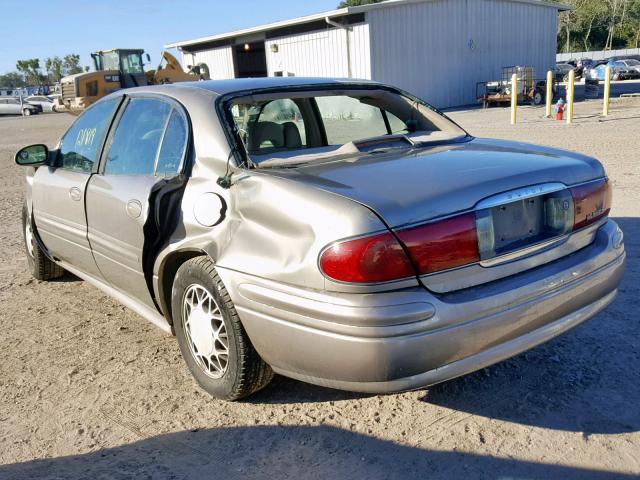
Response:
0,54,84,87
554,0,640,53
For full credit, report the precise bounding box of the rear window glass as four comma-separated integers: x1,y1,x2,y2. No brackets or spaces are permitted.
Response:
228,88,466,167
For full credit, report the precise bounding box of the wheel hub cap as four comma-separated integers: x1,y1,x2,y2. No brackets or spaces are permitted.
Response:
182,284,229,378
25,221,34,258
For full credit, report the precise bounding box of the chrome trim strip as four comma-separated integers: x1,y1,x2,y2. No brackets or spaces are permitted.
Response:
475,182,567,210
479,234,570,267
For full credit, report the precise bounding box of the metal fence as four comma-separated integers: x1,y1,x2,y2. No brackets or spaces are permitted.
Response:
557,48,640,62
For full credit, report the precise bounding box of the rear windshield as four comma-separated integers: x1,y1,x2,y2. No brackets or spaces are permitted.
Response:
227,88,467,167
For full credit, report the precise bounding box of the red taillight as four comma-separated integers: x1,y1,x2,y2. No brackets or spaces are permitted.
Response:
396,213,480,275
319,232,415,283
570,179,612,230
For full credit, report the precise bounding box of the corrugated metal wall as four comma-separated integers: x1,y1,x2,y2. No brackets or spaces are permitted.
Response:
368,0,558,108
264,23,371,79
182,47,235,80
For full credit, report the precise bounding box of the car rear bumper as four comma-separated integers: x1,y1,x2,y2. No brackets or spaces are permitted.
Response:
217,219,625,393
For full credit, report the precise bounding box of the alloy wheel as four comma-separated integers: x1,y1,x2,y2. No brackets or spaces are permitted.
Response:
182,284,229,378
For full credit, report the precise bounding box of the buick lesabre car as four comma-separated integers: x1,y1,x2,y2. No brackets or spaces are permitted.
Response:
16,78,625,400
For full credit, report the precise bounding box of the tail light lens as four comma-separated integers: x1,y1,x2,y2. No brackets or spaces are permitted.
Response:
319,232,414,283
570,179,612,230
396,213,480,275
320,213,479,284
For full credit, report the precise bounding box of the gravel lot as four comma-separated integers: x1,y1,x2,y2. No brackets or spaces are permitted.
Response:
0,100,638,479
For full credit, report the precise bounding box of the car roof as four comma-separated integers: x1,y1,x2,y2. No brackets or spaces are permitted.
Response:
109,77,385,106
167,77,379,96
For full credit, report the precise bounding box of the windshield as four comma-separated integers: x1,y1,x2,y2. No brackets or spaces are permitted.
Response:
626,59,640,66
228,88,467,167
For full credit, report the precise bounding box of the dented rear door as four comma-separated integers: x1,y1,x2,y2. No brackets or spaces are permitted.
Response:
86,96,189,307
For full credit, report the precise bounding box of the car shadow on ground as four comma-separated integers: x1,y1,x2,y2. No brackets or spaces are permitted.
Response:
48,271,81,283
252,218,639,437
1,425,637,480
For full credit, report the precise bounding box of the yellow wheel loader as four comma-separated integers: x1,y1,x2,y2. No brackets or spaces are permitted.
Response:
54,49,209,114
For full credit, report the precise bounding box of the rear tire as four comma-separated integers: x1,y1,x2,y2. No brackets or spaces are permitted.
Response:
22,205,65,281
532,91,543,106
172,256,273,400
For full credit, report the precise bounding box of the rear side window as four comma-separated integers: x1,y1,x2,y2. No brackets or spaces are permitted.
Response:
59,98,120,173
104,98,171,175
156,110,188,176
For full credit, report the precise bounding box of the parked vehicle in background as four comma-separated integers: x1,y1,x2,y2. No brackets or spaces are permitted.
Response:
55,49,209,114
0,98,41,116
15,78,625,400
608,55,640,63
572,58,595,78
554,63,575,82
613,59,640,75
24,96,57,113
587,60,640,81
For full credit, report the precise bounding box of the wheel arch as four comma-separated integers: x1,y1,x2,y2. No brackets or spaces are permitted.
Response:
156,248,212,327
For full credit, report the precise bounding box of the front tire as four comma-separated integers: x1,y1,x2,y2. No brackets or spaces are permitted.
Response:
22,205,65,280
172,257,273,400
22,109,31,116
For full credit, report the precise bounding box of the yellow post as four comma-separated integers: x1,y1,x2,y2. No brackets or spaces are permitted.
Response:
566,69,575,124
510,73,518,125
603,66,612,116
545,70,553,118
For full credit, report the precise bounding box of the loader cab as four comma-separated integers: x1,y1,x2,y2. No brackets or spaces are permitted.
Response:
91,49,150,88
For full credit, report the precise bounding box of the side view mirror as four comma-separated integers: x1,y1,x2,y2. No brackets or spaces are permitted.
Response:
15,144,48,167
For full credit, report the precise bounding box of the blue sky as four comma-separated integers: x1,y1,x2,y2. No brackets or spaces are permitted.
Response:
0,0,340,74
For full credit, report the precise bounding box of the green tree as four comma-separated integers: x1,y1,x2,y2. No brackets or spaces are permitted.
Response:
62,54,83,75
0,71,26,88
553,0,640,52
621,0,640,47
15,58,44,86
338,0,386,7
45,56,63,82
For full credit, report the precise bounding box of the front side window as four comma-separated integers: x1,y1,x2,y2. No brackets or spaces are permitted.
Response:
104,98,171,175
59,98,120,173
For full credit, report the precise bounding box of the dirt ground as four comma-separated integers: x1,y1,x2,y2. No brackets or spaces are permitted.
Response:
0,100,638,480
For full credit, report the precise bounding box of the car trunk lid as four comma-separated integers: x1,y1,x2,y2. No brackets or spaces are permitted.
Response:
262,137,608,291
266,138,605,227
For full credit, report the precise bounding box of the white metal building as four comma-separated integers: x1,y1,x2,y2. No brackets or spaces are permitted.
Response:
165,0,568,109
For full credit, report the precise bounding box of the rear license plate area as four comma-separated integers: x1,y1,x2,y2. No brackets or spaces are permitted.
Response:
476,188,574,261
491,198,545,254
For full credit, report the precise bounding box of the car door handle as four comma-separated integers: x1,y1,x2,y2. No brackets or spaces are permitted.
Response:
69,187,82,202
